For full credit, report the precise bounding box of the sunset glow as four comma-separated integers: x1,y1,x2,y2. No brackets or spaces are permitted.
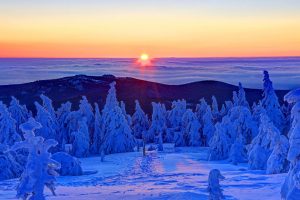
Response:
0,0,300,58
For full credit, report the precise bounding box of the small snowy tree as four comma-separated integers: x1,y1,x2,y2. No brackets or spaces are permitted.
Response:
71,118,90,158
120,101,132,126
40,94,56,120
207,169,225,200
56,102,72,150
52,152,83,176
10,117,60,200
35,102,57,141
202,106,215,146
90,103,102,154
78,96,94,138
248,113,281,170
166,99,186,143
237,82,249,108
208,123,230,161
181,109,201,146
266,135,289,174
147,102,167,144
228,135,247,165
8,97,31,135
211,96,220,122
131,100,149,140
261,71,284,130
195,98,208,122
281,88,300,199
0,101,21,146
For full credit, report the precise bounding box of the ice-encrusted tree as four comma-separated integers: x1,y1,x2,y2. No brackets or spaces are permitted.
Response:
56,101,72,150
208,123,230,161
121,101,132,126
232,91,239,107
78,96,94,137
228,135,247,165
101,82,135,154
252,101,264,125
8,97,31,135
166,99,186,143
40,94,56,120
147,102,167,144
281,88,300,199
248,113,281,170
211,96,220,122
181,109,201,146
10,117,60,200
35,102,57,141
131,100,149,140
71,118,90,158
0,102,21,146
237,82,249,108
195,98,208,122
266,135,289,174
207,169,225,200
261,70,284,130
90,103,102,154
202,106,215,146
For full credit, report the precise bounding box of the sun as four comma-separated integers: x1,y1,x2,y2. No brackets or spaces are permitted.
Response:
140,53,149,61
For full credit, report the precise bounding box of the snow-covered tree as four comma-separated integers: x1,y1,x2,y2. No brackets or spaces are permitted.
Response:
181,109,201,146
131,100,149,139
248,113,281,170
71,118,90,158
202,106,215,146
90,103,102,154
101,82,135,154
195,98,208,122
232,91,239,107
10,117,60,200
266,135,289,174
208,123,230,161
237,82,249,108
64,110,81,144
0,101,21,146
40,94,56,120
121,101,132,126
0,144,23,181
147,102,167,144
207,169,225,200
52,152,83,176
281,88,300,199
228,135,247,165
166,99,186,143
261,71,284,130
56,102,72,150
211,96,220,122
8,97,31,135
78,96,94,137
35,102,57,141
252,101,264,125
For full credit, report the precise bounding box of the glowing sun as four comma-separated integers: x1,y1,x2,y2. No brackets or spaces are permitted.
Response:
138,53,151,66
140,53,149,61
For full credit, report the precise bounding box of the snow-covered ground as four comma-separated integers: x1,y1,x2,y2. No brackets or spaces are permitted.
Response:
0,147,285,200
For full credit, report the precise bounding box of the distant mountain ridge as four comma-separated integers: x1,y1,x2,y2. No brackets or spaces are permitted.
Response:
0,74,289,114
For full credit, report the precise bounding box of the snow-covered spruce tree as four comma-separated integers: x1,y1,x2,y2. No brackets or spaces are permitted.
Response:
266,135,289,174
232,91,239,107
0,101,21,146
237,82,250,108
78,96,94,138
131,100,149,140
211,96,220,122
121,101,132,126
147,102,167,145
71,118,90,158
90,103,102,154
281,102,292,136
281,88,300,199
166,99,186,143
101,82,135,154
0,144,23,181
219,104,226,118
8,97,31,135
56,101,72,150
228,135,247,165
207,169,225,200
52,152,83,176
208,123,230,161
261,70,284,130
35,102,57,141
64,110,81,144
248,112,281,170
40,94,56,120
202,106,215,146
252,101,264,125
10,117,60,200
181,109,201,146
195,98,208,123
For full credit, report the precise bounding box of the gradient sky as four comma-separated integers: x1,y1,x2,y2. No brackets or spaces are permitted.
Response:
1,0,300,58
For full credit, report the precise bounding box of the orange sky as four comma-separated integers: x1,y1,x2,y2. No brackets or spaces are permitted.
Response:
1,1,300,58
